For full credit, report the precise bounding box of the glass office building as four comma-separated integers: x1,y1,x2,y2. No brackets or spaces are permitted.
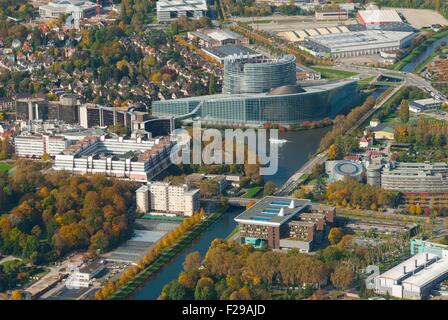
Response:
223,55,297,94
152,80,360,126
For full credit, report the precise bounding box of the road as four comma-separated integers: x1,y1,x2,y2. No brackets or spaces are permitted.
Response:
275,79,406,196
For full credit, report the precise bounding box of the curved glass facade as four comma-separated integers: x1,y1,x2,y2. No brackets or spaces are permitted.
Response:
152,80,361,126
223,55,297,94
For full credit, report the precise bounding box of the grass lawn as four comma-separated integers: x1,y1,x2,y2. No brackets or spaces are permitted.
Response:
242,186,262,198
311,66,358,80
0,162,13,173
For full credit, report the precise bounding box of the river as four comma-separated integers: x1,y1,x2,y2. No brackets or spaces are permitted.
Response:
401,35,448,73
130,126,330,299
131,208,242,300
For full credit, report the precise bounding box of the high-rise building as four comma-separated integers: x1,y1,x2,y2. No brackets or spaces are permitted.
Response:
136,182,200,216
222,55,296,94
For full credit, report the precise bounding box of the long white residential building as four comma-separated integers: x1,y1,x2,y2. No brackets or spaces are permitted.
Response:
14,134,71,158
53,135,175,182
136,182,200,216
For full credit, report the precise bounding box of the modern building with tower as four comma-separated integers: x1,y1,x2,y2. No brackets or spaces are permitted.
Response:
234,197,335,252
152,54,361,127
156,0,207,22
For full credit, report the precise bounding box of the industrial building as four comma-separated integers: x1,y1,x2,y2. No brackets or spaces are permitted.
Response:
136,182,200,216
187,29,249,48
14,134,71,158
325,160,364,182
156,0,207,22
53,135,175,182
357,9,403,25
410,98,442,113
374,252,448,299
152,54,361,126
304,30,416,58
234,197,334,252
39,0,98,19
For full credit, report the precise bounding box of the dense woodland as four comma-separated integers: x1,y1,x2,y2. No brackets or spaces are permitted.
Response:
0,161,136,264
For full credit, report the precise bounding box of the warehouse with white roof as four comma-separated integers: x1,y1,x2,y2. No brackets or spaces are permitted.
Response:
304,30,416,58
374,252,448,299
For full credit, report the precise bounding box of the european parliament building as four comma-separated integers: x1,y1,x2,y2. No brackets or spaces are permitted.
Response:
152,54,360,126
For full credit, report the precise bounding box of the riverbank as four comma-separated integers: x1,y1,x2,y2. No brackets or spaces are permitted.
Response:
393,30,448,71
108,212,222,300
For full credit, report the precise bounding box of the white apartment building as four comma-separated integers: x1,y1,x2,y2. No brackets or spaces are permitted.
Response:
53,135,175,182
39,0,97,19
136,182,200,216
14,134,71,158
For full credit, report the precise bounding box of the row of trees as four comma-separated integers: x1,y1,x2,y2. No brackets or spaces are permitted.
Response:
95,209,206,300
159,239,357,300
319,96,377,152
326,177,401,210
0,160,136,264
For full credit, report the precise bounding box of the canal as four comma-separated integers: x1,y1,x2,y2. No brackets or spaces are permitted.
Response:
131,208,243,300
401,35,448,73
130,126,330,299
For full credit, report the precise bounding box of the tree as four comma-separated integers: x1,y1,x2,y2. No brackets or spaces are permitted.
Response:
399,99,409,123
194,277,217,300
163,280,192,300
331,266,354,290
263,181,276,196
328,227,344,245
11,290,23,300
183,251,201,274
328,144,340,160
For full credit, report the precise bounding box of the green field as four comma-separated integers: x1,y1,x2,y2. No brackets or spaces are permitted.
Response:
311,66,358,80
0,162,13,173
242,186,262,198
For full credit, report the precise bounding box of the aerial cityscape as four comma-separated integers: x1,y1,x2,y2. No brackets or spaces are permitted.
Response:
1,0,448,306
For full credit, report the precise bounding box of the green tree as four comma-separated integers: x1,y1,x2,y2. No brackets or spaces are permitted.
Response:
399,99,410,123
331,266,354,290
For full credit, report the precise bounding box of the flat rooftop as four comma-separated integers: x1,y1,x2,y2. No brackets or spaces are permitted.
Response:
204,44,260,59
412,98,442,106
156,0,207,11
235,196,310,227
378,252,448,288
308,30,414,49
358,9,403,24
